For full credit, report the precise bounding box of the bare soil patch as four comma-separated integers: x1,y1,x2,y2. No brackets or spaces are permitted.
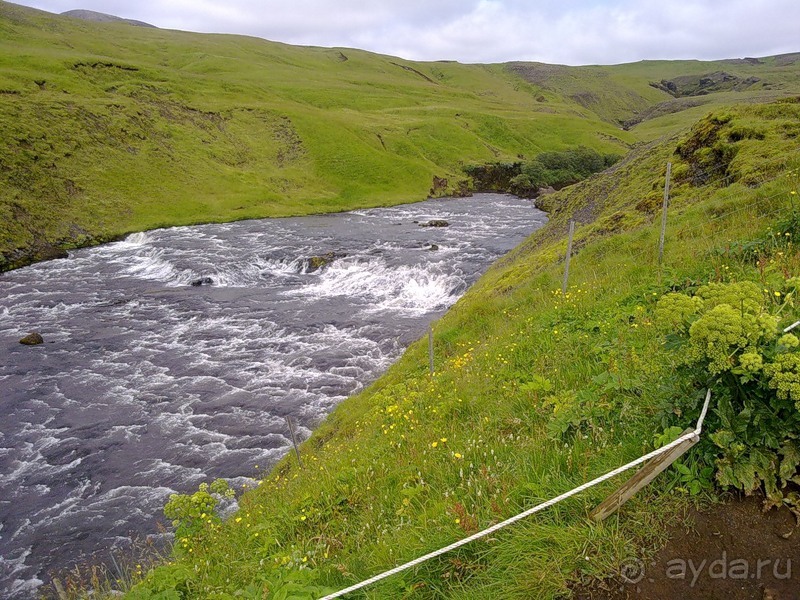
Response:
574,493,800,600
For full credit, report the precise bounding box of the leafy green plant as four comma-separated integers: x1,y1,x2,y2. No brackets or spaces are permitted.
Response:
655,280,800,509
545,388,616,442
231,570,334,600
163,479,233,539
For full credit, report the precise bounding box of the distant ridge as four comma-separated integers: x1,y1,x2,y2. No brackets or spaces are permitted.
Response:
60,9,156,28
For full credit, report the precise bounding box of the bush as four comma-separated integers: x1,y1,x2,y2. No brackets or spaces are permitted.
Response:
522,146,619,190
464,147,619,196
655,280,800,510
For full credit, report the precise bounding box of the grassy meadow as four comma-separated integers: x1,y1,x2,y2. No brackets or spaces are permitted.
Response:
3,1,800,269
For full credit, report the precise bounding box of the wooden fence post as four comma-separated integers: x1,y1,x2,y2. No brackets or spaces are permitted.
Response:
658,162,672,266
285,416,303,468
590,427,697,521
428,325,435,375
562,219,575,295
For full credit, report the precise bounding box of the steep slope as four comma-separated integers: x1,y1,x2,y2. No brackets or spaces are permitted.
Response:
118,100,800,600
0,1,632,270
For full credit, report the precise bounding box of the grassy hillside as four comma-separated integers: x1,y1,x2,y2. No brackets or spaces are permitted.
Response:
3,1,800,270
96,100,799,600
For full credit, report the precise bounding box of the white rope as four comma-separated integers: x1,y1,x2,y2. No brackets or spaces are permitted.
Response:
320,390,713,600
784,320,800,333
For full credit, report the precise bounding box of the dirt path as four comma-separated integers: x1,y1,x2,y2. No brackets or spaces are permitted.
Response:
574,494,800,600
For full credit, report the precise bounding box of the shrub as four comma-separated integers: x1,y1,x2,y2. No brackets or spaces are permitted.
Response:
655,280,800,510
464,147,619,195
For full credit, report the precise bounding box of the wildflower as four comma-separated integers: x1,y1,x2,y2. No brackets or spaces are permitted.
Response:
454,453,463,459
431,441,438,448
688,303,778,374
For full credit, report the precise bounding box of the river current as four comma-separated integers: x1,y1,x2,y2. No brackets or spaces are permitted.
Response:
0,193,546,597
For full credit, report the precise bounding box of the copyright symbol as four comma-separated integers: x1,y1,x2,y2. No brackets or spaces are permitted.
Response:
620,557,645,584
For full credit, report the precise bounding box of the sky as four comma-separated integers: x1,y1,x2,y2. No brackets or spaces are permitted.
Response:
11,0,800,66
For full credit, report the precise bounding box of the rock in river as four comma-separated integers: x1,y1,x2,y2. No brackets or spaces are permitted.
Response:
19,332,44,345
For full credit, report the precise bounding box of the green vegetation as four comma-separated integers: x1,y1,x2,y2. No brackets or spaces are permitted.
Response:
463,147,620,197
3,2,800,269
112,101,800,599
5,4,800,597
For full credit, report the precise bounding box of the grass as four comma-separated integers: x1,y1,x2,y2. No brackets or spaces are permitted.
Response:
106,101,800,600
2,2,800,270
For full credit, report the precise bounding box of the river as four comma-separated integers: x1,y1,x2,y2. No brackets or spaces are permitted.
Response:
0,193,546,597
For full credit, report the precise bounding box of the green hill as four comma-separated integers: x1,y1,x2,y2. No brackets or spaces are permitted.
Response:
2,0,800,270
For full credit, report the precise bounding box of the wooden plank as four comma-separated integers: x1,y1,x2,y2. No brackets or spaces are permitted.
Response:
590,427,697,522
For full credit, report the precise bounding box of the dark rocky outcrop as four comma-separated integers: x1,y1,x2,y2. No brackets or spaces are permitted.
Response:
430,176,448,197
419,220,449,228
19,332,44,345
650,71,761,98
191,277,214,286
463,162,522,192
306,252,346,272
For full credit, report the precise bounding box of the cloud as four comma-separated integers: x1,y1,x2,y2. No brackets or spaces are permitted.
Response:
12,0,800,65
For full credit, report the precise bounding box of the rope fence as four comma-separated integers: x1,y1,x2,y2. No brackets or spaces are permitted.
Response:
360,158,794,598
557,162,800,290
320,391,712,599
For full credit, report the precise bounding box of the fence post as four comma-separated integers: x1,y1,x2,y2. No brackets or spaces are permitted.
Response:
562,219,575,295
658,162,672,266
285,416,303,468
428,325,435,375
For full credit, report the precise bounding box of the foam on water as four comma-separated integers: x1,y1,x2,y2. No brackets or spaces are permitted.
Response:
298,258,464,316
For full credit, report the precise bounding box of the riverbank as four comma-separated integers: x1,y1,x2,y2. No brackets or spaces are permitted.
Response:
119,102,800,598
0,194,546,598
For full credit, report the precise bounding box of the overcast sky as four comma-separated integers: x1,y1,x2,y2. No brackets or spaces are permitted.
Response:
12,0,800,65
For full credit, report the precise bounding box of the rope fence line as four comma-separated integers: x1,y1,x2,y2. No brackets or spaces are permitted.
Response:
357,160,793,597
320,155,796,598
320,392,712,599
561,171,799,278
